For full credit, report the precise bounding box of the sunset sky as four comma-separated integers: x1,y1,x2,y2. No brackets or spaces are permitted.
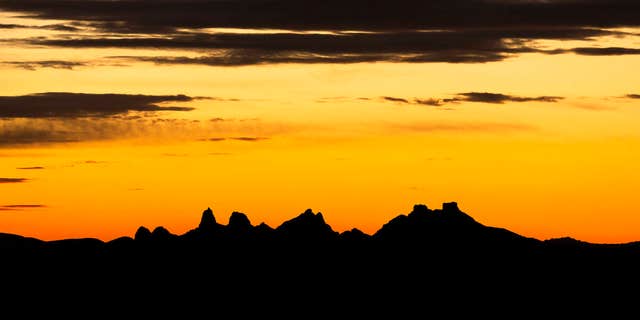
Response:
1,0,639,243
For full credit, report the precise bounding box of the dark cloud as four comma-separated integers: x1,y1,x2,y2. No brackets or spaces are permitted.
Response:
0,177,28,183
203,137,268,142
379,92,563,107
453,92,564,104
1,204,45,208
0,23,23,29
2,1,639,65
547,47,640,56
230,137,268,142
2,0,640,32
571,47,640,56
382,97,410,104
626,94,640,99
0,92,198,118
0,204,46,211
210,118,226,122
0,22,80,31
114,51,508,66
41,28,622,65
38,28,619,50
17,166,44,170
3,61,89,71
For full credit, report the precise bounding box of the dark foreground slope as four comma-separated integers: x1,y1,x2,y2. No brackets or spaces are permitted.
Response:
2,202,639,313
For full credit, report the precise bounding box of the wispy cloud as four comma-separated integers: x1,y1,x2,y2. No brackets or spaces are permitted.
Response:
230,137,269,142
382,96,410,104
0,204,46,211
379,92,563,107
203,137,269,142
452,92,563,104
16,166,44,170
0,178,29,183
2,61,89,71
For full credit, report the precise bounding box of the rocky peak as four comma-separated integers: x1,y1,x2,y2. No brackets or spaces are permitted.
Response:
199,207,217,230
134,226,152,241
228,211,252,232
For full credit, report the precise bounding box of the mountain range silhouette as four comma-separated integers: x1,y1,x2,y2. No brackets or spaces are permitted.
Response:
2,202,639,312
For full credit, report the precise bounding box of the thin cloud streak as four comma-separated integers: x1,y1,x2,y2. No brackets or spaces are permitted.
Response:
0,178,29,183
378,92,564,107
0,204,47,211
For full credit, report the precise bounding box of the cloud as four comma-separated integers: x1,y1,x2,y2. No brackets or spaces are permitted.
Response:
626,94,640,99
203,137,269,142
1,1,639,66
0,115,284,147
0,22,80,31
16,166,44,170
3,61,89,71
452,92,564,104
570,47,640,56
0,204,46,211
0,178,28,183
378,92,563,107
113,51,508,66
230,137,269,142
205,137,227,142
382,97,410,104
0,92,198,118
2,1,640,32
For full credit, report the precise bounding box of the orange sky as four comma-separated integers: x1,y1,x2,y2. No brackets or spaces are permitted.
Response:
1,8,640,243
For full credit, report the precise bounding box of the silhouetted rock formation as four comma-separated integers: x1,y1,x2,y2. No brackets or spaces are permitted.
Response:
275,209,338,242
198,207,217,230
373,202,537,253
228,211,252,233
134,226,152,241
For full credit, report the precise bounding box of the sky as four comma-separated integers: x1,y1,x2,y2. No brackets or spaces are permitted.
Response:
1,0,639,243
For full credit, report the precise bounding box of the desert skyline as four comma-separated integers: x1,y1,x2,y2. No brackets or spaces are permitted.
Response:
1,0,640,243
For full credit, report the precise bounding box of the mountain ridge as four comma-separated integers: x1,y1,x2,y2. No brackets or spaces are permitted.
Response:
0,201,635,248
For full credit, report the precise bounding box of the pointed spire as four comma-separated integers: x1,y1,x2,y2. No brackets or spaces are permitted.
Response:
199,207,217,230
